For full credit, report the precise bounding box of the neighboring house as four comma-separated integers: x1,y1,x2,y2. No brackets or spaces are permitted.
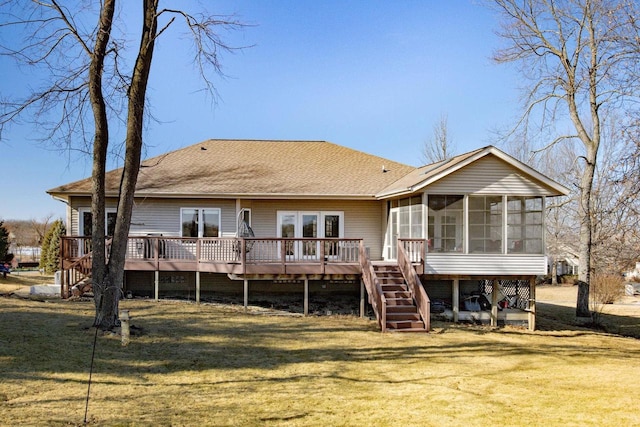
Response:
625,263,640,281
549,244,579,277
48,139,569,332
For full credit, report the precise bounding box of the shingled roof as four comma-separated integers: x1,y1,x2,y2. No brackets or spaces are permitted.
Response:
47,139,416,199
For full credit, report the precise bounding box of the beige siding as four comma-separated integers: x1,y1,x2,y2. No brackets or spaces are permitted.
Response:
249,199,385,260
427,155,558,196
69,196,119,235
129,198,236,237
68,197,385,258
69,197,236,236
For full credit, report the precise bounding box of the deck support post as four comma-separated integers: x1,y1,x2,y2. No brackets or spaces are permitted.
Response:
195,271,200,304
528,276,536,331
491,279,499,327
243,279,249,312
303,277,309,316
452,279,459,323
154,270,159,301
359,279,365,318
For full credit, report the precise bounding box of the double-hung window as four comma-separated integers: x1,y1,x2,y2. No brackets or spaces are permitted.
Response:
181,208,220,238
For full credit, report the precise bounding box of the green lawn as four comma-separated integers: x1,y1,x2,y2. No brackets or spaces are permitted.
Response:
1,292,640,426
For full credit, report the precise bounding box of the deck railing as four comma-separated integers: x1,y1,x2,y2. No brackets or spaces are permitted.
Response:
399,238,425,264
397,240,430,331
61,236,363,267
359,241,387,332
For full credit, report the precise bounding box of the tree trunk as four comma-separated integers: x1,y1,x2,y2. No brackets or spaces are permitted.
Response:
87,0,115,329
96,0,160,330
576,280,591,319
575,144,597,318
551,258,558,286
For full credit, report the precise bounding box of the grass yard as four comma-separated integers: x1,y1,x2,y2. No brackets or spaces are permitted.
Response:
0,271,52,294
1,278,640,426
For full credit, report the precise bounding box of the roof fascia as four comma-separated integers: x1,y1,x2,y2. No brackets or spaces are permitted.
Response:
53,192,380,201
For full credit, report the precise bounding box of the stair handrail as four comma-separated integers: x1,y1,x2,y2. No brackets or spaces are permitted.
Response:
60,237,112,298
61,251,92,298
359,241,387,332
397,241,430,331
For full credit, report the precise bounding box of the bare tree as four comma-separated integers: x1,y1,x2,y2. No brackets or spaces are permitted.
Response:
422,113,456,164
590,120,640,274
539,143,580,285
2,217,53,263
0,1,245,329
30,215,54,246
491,0,640,318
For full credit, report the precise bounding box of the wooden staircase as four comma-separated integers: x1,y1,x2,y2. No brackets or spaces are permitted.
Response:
373,264,428,332
61,252,92,298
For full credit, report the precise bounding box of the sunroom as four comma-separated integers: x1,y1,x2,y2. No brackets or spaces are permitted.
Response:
384,193,546,271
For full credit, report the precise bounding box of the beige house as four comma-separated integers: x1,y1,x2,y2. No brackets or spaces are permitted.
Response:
49,139,569,332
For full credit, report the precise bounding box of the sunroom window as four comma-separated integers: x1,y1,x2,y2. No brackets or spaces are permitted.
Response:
507,196,543,254
469,196,503,253
427,195,464,252
397,196,423,239
181,208,220,238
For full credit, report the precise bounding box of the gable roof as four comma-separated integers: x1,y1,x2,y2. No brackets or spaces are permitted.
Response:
47,139,416,200
376,145,570,198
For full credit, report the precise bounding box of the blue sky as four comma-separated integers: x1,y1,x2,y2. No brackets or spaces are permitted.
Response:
1,0,520,221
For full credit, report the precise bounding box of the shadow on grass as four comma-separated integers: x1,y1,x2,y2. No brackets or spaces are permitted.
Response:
2,295,640,388
536,300,640,338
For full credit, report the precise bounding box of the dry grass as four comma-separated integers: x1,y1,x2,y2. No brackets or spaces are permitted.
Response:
0,271,53,295
537,284,640,337
1,284,640,426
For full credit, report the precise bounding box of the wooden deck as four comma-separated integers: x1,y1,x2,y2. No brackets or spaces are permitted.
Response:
59,236,534,331
61,236,364,277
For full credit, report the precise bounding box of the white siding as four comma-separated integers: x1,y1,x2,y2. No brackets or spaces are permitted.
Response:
427,155,558,196
425,254,547,275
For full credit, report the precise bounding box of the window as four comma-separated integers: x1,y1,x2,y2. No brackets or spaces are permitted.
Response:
79,209,117,236
507,196,543,254
427,195,463,252
469,196,503,253
394,196,423,239
181,208,220,238
324,215,340,238
301,214,318,256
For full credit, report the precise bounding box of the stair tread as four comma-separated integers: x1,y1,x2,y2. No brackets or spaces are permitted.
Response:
387,327,428,333
386,321,425,329
386,315,421,320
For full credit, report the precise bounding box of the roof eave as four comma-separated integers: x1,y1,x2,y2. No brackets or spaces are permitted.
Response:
51,191,380,201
